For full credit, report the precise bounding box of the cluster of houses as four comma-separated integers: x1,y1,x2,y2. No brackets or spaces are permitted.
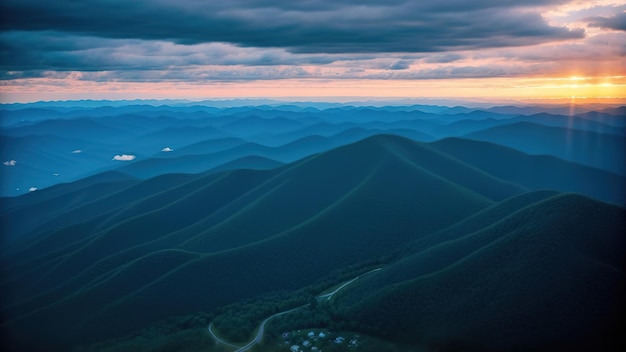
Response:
280,330,360,352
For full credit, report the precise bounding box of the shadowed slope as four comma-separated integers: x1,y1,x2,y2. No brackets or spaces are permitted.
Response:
334,193,626,351
207,155,284,174
430,138,626,205
175,134,512,253
464,122,626,175
161,137,247,157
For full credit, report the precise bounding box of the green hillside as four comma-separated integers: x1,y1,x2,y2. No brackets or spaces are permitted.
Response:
2,134,513,351
333,193,626,351
2,134,623,352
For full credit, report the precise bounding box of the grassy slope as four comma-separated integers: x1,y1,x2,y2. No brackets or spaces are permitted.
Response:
334,193,625,351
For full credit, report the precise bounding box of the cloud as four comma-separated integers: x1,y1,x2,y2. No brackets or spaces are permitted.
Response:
0,31,343,74
364,64,533,80
112,154,136,161
480,32,626,64
424,54,465,64
71,149,82,153
0,1,583,57
390,60,412,70
161,147,173,152
586,12,626,31
3,160,17,166
29,187,37,192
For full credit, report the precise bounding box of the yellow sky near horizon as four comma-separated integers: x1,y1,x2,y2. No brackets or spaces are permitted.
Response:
2,75,624,104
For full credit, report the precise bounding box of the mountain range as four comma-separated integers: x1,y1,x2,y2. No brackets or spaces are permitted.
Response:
1,101,624,352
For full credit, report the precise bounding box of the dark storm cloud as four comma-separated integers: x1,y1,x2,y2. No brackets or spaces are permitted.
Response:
586,12,626,32
1,0,582,54
0,30,342,73
0,31,151,71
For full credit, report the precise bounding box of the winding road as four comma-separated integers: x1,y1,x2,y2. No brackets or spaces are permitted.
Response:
208,267,382,352
318,268,381,301
233,306,302,352
208,323,241,349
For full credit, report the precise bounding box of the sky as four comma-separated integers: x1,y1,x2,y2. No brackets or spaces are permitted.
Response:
0,0,625,103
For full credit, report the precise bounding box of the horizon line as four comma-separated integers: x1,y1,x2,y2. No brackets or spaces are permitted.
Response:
2,96,625,108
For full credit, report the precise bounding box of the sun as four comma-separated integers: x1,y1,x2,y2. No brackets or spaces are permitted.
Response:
568,76,585,89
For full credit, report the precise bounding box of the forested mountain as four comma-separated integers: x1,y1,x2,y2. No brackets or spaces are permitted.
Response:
1,102,624,352
333,193,625,351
